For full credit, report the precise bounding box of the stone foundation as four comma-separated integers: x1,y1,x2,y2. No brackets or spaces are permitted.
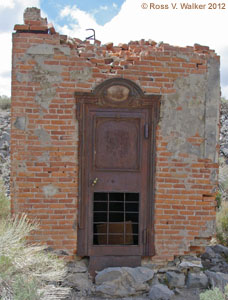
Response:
55,245,228,299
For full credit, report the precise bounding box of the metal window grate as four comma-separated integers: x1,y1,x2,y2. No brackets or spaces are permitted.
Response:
93,192,139,245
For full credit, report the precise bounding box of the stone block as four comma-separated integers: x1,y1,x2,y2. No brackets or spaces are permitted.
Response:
186,272,208,289
149,284,174,300
166,271,185,288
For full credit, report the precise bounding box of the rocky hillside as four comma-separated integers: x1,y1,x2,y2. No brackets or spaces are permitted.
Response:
220,101,228,158
219,101,228,199
0,108,10,196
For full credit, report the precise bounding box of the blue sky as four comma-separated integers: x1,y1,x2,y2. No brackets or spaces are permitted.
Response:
40,0,124,26
0,0,228,97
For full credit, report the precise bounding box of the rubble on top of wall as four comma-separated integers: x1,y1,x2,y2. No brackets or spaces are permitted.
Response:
14,7,218,63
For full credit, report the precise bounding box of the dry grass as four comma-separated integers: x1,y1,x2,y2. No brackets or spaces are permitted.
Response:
220,167,228,194
0,182,10,219
216,202,228,247
0,214,68,300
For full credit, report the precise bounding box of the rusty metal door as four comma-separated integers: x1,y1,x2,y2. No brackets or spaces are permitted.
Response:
85,105,150,259
75,78,160,273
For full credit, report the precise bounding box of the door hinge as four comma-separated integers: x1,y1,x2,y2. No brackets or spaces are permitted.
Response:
144,123,149,139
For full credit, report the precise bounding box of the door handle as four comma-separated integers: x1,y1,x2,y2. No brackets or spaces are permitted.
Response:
91,178,98,186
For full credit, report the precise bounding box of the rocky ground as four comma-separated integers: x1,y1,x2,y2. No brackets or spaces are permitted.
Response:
0,107,10,196
219,101,228,200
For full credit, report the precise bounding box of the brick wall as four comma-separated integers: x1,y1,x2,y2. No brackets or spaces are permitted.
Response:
11,7,220,261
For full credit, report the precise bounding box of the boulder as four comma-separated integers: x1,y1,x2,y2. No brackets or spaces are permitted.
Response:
149,284,174,300
67,260,88,274
201,246,216,260
166,271,185,288
177,256,203,274
172,287,202,300
205,271,228,291
179,261,203,270
211,244,228,257
201,245,228,273
63,273,93,294
186,272,208,289
95,267,154,297
95,267,123,285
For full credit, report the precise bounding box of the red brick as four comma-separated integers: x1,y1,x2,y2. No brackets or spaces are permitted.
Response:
14,24,30,31
30,25,48,31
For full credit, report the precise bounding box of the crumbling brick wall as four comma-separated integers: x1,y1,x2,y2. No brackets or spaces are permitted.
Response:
11,7,220,261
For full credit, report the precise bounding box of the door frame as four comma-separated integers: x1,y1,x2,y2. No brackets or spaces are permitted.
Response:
75,78,161,257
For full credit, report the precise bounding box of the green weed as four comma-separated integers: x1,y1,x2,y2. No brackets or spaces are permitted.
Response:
216,202,228,246
0,95,11,110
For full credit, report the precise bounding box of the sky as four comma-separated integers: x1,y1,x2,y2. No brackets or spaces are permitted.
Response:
0,0,228,98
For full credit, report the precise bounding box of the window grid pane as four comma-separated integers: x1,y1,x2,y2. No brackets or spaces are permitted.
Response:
93,192,139,245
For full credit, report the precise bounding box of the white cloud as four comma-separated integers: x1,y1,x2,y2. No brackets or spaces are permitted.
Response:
0,0,15,9
0,0,39,31
0,33,11,73
0,0,40,96
112,3,118,9
59,5,102,41
222,86,228,98
0,75,11,96
0,33,12,97
97,0,226,48
100,5,108,11
219,48,228,98
60,5,98,28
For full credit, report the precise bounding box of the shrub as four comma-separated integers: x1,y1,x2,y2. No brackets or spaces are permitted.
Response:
0,95,11,110
12,275,41,300
219,162,228,193
216,192,222,209
200,285,228,300
0,214,67,300
216,202,228,246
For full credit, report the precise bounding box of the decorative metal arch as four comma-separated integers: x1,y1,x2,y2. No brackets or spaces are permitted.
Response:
75,77,160,112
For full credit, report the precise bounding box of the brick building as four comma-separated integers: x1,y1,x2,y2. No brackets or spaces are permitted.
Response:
11,7,220,272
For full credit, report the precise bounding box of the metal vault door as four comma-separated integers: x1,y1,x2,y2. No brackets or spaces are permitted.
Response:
75,78,160,273
89,106,148,254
